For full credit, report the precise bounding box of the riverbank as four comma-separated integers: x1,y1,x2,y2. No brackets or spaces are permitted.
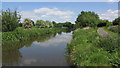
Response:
3,30,72,66
2,27,68,45
66,28,119,66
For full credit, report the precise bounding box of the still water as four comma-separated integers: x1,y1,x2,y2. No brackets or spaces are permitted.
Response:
3,31,72,66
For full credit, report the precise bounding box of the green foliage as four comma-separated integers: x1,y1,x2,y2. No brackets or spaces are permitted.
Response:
2,27,67,45
97,37,120,66
109,26,120,34
2,9,21,32
113,17,120,25
19,23,22,27
52,21,56,25
67,28,120,66
23,18,33,29
97,20,111,27
54,23,64,27
54,22,75,30
97,37,118,53
75,11,100,28
36,20,54,28
63,22,74,29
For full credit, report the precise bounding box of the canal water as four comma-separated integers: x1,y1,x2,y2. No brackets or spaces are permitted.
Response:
3,31,72,66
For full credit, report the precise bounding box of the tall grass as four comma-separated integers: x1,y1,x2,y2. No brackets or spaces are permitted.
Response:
66,28,119,66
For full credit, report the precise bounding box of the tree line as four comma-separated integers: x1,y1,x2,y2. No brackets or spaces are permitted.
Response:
1,9,120,32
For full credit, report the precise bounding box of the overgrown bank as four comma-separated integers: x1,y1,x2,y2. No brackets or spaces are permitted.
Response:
2,27,68,45
66,28,120,66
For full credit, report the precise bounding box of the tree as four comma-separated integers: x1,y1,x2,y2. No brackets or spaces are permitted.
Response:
36,20,54,28
75,11,100,28
46,20,54,28
113,17,120,25
97,20,109,27
2,9,21,32
23,18,33,29
36,20,45,28
63,22,73,29
55,23,64,28
52,21,56,27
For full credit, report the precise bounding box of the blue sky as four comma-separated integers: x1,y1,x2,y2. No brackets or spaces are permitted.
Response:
2,2,118,23
1,0,119,2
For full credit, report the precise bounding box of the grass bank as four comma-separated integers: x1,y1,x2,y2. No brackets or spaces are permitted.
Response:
103,26,120,36
66,28,120,66
2,27,68,45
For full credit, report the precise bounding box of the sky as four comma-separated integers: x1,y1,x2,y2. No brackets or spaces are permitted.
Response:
2,2,119,23
1,0,119,2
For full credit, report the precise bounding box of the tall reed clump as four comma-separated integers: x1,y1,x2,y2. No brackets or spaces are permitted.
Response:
66,28,119,66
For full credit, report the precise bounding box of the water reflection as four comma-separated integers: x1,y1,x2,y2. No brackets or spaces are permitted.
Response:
2,33,56,66
2,31,72,66
3,49,22,66
33,32,72,47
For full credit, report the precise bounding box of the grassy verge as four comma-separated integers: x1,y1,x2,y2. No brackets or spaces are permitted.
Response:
66,28,120,66
2,27,67,45
103,26,120,37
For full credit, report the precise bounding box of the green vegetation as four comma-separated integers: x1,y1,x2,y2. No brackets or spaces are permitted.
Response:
75,11,100,28
23,18,34,29
113,17,120,25
3,32,58,66
2,27,68,45
67,28,119,66
104,26,120,36
97,20,112,27
109,26,120,34
36,20,54,28
2,8,120,67
66,10,119,67
2,9,21,32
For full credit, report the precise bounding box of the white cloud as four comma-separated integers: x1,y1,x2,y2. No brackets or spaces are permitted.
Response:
98,9,118,21
20,8,74,23
20,11,40,22
34,8,74,20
